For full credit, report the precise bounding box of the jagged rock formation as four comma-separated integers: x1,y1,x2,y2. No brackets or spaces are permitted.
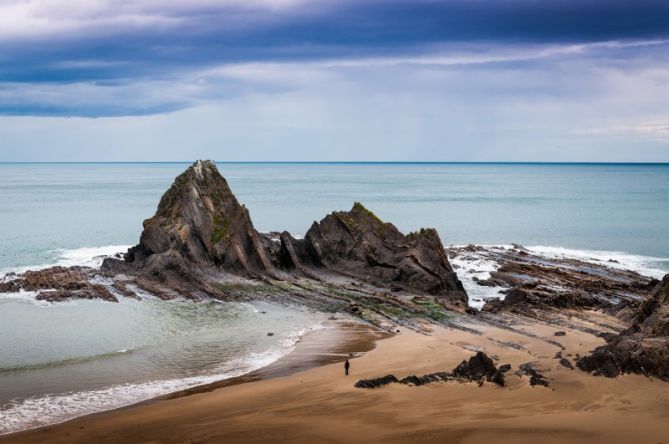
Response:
2,160,467,315
281,202,467,302
577,274,669,380
121,160,277,277
101,160,467,307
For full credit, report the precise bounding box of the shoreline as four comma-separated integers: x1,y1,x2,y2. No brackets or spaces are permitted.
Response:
3,309,669,444
0,319,390,439
160,318,392,400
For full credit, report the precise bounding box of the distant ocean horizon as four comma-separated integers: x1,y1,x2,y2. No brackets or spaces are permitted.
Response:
1,161,668,434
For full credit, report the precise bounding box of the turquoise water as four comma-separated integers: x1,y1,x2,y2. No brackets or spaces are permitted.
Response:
1,162,668,433
1,162,668,271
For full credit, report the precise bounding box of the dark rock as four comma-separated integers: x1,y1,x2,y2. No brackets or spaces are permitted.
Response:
559,358,574,370
517,362,549,387
447,245,656,315
354,355,510,389
36,284,118,303
2,267,119,303
354,375,399,388
399,372,451,386
554,331,566,336
465,307,478,315
111,281,139,299
288,202,468,308
497,364,512,373
490,364,512,386
115,160,277,278
452,351,508,386
596,332,618,343
577,274,669,380
98,160,468,311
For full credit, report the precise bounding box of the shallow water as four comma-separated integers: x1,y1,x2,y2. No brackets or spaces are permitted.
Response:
0,297,327,434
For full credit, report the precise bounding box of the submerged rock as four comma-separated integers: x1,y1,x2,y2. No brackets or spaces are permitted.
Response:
577,274,669,380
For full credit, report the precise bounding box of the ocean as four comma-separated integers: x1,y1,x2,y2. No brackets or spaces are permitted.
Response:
1,162,668,433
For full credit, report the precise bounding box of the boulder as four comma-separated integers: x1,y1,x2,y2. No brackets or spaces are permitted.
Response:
451,351,509,386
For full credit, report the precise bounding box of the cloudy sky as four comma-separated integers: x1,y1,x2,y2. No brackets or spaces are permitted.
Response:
1,0,668,161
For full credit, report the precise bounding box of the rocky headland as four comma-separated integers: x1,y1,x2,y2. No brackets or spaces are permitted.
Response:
1,160,467,330
1,160,668,383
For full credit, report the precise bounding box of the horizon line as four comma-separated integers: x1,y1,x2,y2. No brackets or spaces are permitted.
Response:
1,161,668,166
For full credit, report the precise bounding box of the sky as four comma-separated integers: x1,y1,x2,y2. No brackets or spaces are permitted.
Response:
0,0,668,162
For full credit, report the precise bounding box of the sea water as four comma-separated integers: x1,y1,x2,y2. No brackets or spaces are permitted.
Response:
1,162,668,433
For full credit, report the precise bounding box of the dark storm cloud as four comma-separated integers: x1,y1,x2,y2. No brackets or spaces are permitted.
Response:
0,0,668,116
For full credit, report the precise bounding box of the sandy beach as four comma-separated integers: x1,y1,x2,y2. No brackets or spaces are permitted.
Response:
3,310,669,444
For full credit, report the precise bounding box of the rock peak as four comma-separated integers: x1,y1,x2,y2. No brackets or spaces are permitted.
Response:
124,159,276,276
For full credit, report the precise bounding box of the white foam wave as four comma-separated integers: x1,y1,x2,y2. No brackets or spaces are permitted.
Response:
0,290,51,307
525,245,668,279
0,245,132,278
0,323,320,436
449,254,503,310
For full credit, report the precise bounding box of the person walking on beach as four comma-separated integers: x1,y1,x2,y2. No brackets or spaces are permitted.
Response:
344,359,350,376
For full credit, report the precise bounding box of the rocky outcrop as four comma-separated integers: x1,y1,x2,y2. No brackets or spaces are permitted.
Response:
282,202,467,307
100,160,467,309
452,351,510,386
1,160,466,323
355,352,511,389
0,267,118,302
354,375,400,388
577,274,669,380
448,245,657,315
115,160,277,278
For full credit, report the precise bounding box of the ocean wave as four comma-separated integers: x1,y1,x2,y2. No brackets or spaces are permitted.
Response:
0,323,321,436
0,348,138,375
449,253,502,310
0,245,132,278
525,245,668,279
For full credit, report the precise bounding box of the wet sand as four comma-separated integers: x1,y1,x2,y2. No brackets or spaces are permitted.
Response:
3,311,669,444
